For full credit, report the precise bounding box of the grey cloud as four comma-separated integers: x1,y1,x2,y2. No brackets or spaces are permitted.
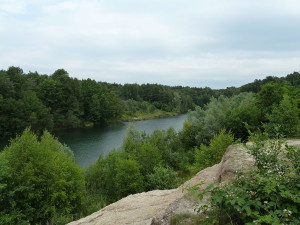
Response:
1,0,300,88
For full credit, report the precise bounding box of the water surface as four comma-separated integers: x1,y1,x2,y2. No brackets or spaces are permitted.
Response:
55,114,187,168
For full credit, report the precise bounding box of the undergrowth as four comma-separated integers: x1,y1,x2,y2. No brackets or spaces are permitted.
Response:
195,138,300,225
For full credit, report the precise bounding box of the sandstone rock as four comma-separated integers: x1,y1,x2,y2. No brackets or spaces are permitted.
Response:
68,141,299,225
151,163,221,225
68,189,182,225
216,144,254,183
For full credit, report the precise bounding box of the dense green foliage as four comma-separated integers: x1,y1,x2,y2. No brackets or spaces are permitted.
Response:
0,129,85,224
239,72,300,93
84,73,300,219
263,95,300,137
197,139,300,225
192,129,235,172
85,126,184,203
0,67,123,139
1,68,300,224
1,66,298,141
146,166,180,190
187,92,260,144
0,66,229,140
187,80,300,142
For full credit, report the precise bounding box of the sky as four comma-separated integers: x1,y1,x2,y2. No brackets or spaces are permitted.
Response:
1,0,300,89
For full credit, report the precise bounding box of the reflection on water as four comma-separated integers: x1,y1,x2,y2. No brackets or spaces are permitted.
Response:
55,114,187,168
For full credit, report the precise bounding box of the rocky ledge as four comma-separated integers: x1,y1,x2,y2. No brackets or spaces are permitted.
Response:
68,140,300,225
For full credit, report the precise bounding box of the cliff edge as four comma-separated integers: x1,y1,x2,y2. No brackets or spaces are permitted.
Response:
68,140,300,225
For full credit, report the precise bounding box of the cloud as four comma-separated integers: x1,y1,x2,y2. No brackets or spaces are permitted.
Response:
0,0,299,88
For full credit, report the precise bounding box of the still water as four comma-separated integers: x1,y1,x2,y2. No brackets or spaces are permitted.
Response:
55,114,187,168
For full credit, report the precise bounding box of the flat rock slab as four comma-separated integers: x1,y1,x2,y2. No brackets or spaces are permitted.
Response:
68,189,182,225
68,164,221,225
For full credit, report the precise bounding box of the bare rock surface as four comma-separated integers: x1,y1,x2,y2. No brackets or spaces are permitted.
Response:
286,139,300,147
68,141,299,225
216,144,255,183
151,163,221,225
68,189,181,225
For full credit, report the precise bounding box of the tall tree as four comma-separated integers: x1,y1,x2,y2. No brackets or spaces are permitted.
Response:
115,158,144,199
0,129,85,224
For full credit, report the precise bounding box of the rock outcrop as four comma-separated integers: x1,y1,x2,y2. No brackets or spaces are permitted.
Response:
68,140,300,225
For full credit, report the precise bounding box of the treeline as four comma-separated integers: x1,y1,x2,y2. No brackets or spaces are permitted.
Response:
1,69,300,224
239,71,300,93
2,74,299,224
0,66,231,139
0,67,123,139
84,77,300,221
2,66,298,140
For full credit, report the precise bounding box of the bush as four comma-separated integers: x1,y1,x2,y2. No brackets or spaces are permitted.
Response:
0,129,85,224
263,95,300,138
197,139,300,225
115,158,144,199
85,151,120,203
193,129,234,172
146,166,181,190
187,93,259,145
137,142,162,176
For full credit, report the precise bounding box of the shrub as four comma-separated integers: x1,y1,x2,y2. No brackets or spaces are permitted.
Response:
0,129,85,224
193,129,234,172
115,158,144,198
146,166,180,190
137,142,162,176
85,151,120,203
197,139,300,225
263,95,300,138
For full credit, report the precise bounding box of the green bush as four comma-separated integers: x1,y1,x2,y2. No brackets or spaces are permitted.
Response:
0,129,85,224
85,151,120,203
197,139,300,225
193,129,234,172
187,93,259,145
263,95,300,138
146,166,180,190
115,158,144,198
137,142,162,176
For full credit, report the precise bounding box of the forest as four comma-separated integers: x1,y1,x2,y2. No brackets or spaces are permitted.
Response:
0,66,220,140
0,67,300,224
4,66,297,140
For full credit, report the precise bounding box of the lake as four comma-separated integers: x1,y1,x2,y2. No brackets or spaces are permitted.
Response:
55,114,188,168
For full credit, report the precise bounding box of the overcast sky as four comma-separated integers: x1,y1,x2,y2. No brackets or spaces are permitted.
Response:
1,0,300,88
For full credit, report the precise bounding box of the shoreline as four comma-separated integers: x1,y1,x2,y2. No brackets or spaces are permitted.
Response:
115,111,180,123
53,111,182,131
